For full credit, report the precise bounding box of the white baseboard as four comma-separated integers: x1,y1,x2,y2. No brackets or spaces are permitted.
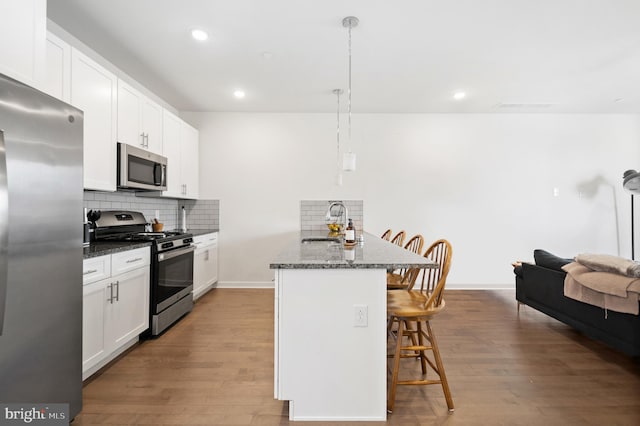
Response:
214,281,514,290
446,282,515,290
216,281,274,289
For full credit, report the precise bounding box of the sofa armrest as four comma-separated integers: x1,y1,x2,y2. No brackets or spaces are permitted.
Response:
516,262,566,305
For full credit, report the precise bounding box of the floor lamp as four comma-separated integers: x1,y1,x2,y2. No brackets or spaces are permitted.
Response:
622,169,640,260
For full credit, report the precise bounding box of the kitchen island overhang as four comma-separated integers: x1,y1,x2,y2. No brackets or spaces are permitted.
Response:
271,232,438,421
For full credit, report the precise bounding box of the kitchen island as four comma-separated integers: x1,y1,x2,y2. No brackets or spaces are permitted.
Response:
270,232,437,421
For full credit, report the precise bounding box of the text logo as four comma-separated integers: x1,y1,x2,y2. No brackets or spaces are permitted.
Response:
0,404,68,425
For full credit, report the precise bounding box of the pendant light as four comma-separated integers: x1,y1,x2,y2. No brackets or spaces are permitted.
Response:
333,88,344,186
342,16,359,172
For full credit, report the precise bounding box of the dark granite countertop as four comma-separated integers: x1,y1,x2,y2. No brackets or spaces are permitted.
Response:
189,229,219,237
83,229,218,259
83,241,152,259
270,232,437,270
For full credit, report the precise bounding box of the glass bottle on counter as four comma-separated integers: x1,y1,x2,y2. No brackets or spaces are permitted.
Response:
345,219,356,244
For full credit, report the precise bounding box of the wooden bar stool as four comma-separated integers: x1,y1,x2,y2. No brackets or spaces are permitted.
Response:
387,239,454,414
390,230,406,247
387,234,424,290
381,229,392,241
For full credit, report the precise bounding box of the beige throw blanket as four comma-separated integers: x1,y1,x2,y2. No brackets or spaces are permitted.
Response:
575,253,640,278
562,262,640,315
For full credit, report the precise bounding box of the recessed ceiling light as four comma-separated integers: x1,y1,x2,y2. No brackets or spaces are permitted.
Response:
191,29,208,41
453,91,466,100
262,51,274,60
233,90,245,99
615,98,624,103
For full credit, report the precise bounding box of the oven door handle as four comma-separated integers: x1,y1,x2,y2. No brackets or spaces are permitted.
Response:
157,245,195,262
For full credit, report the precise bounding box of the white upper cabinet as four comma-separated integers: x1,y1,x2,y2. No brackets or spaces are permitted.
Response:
43,31,71,102
0,0,46,87
161,110,199,199
142,98,163,153
162,109,183,197
117,80,163,154
181,122,200,199
71,48,118,191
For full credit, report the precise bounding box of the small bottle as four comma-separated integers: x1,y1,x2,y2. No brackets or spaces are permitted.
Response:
345,219,356,244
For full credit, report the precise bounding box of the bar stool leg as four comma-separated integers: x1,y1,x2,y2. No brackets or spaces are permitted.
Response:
426,321,454,412
387,317,404,413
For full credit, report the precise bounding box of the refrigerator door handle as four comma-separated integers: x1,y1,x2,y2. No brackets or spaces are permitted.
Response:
0,130,8,335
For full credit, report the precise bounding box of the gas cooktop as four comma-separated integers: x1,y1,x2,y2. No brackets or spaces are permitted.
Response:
101,231,190,243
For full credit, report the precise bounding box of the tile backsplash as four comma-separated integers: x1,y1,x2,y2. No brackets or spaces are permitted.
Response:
84,191,219,231
300,200,363,233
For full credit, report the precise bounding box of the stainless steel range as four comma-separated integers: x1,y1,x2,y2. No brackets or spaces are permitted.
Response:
93,210,195,336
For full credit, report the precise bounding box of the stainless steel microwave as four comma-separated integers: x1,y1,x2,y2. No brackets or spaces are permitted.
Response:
117,143,167,191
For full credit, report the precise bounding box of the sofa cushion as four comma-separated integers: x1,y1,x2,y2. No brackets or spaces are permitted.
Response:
534,249,573,272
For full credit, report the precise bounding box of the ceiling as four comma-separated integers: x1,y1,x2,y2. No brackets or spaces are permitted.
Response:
47,0,640,113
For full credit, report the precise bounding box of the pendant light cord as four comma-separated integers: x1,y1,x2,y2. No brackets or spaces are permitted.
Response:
347,22,352,149
336,89,341,170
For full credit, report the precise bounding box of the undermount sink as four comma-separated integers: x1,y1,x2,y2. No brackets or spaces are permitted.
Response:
301,237,342,244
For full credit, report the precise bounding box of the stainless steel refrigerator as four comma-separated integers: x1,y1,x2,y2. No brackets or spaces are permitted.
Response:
0,73,83,419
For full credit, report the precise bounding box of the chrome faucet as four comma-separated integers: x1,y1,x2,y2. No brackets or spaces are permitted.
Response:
326,201,349,232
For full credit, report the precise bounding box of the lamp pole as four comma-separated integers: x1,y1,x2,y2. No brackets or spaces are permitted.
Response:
632,194,635,260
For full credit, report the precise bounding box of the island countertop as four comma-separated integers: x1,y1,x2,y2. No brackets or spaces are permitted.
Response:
270,231,437,270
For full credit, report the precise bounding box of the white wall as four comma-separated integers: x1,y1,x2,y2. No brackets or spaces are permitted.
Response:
183,112,640,289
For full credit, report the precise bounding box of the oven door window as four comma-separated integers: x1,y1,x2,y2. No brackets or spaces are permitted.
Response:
155,250,194,312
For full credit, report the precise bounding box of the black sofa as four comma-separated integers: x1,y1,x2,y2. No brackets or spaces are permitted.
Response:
514,251,640,357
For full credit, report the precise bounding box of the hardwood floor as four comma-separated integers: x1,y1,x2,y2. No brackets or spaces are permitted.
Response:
74,289,640,425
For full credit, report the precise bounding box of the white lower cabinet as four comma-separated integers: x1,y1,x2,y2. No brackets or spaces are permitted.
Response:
107,266,150,348
82,278,109,373
193,232,218,300
82,247,150,380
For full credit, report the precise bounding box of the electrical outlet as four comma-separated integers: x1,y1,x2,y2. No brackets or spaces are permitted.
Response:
354,304,368,327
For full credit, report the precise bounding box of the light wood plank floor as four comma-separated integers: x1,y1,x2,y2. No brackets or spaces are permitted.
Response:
74,289,640,425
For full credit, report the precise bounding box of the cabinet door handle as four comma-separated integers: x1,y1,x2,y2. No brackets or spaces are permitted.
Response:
205,250,209,261
107,283,114,304
140,132,145,147
83,268,98,275
126,257,143,264
115,280,120,302
144,133,149,148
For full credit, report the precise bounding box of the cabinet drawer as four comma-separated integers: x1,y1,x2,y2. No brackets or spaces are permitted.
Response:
83,255,111,285
205,233,218,245
194,232,218,247
111,247,150,275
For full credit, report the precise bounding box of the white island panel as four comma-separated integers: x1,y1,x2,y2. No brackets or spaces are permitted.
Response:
275,268,387,421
